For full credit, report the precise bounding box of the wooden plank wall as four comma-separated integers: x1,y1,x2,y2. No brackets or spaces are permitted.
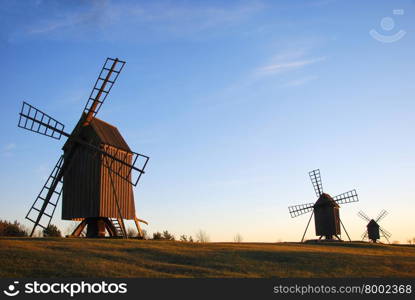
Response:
62,145,101,219
99,145,135,219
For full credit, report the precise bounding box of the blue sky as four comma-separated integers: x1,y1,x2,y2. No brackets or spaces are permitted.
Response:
1,0,414,242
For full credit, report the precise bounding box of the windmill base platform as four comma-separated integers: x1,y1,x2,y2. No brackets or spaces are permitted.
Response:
304,238,348,244
68,217,143,238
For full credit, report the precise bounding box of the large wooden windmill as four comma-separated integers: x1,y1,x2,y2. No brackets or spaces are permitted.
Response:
288,169,359,242
358,210,391,243
18,57,149,238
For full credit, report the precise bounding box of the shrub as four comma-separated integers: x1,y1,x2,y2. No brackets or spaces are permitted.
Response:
153,232,162,240
43,224,62,237
196,230,210,243
0,220,27,237
233,233,243,243
152,230,175,240
162,230,175,241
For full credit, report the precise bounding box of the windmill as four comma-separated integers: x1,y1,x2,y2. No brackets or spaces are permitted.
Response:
288,169,359,242
358,210,391,243
18,57,149,238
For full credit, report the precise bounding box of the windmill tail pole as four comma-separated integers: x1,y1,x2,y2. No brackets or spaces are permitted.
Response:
301,211,314,242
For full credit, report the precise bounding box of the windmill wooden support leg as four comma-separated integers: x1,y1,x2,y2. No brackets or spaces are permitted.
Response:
70,219,87,237
339,218,352,242
301,211,314,242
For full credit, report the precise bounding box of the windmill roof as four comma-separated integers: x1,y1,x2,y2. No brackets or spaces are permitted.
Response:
314,193,339,208
367,219,380,228
90,117,131,152
64,114,132,153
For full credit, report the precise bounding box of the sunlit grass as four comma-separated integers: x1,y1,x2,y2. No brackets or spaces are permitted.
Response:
1,238,414,278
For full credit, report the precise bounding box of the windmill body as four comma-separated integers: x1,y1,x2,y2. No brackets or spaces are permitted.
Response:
313,193,341,239
366,220,380,242
358,210,391,243
18,58,149,238
288,169,359,242
62,115,136,237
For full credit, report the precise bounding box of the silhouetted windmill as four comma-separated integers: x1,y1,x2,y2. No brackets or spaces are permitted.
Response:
358,210,391,243
18,58,149,238
288,169,359,242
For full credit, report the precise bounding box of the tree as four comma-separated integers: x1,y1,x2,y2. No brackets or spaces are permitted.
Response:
43,224,62,237
180,235,188,242
233,233,243,243
196,230,210,243
188,236,194,242
0,220,27,237
153,232,162,240
162,230,175,240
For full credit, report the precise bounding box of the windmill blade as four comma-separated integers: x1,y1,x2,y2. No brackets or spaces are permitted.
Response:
83,57,126,125
379,227,392,238
333,189,359,205
101,146,149,187
375,209,388,223
26,156,64,235
309,169,323,197
357,210,371,222
361,230,368,240
288,203,314,218
18,102,66,140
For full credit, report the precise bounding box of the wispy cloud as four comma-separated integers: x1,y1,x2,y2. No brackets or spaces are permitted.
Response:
1,143,16,157
256,55,325,76
25,1,264,38
282,76,319,87
28,0,119,34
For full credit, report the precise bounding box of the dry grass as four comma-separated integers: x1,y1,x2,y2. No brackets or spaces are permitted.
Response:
1,238,414,278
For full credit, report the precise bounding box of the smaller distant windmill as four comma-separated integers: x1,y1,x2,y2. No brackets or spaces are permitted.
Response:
358,210,391,243
288,169,359,242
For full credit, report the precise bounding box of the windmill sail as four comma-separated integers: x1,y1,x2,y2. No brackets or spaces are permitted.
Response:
379,227,391,238
288,203,314,217
18,102,65,140
375,209,388,223
309,169,323,197
333,190,359,204
357,210,371,222
26,156,64,235
83,58,125,123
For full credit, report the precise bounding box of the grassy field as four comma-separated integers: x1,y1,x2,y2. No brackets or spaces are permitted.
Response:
1,238,414,278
